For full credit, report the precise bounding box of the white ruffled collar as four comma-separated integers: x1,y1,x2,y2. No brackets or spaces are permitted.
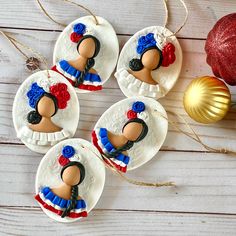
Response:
115,68,165,99
18,126,71,146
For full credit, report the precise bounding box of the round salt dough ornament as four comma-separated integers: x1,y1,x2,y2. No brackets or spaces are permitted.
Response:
35,138,105,223
52,16,119,93
12,70,79,154
91,97,168,172
115,26,182,100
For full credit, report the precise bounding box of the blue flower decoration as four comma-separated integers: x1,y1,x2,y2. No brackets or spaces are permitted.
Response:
137,45,144,54
132,101,145,113
136,33,157,55
62,145,75,158
73,23,86,35
27,82,45,108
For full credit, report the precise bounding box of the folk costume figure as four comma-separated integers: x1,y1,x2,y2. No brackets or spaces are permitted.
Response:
13,70,80,153
52,23,102,91
129,32,176,85
35,139,106,222
35,145,88,219
115,26,183,100
92,101,148,173
52,16,120,93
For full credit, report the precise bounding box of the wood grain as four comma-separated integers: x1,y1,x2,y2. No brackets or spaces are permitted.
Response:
0,0,235,38
1,30,236,152
1,207,236,236
1,144,236,215
1,0,236,234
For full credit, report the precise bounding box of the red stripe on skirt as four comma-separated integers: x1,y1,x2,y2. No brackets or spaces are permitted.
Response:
91,130,127,173
51,65,102,91
35,194,88,218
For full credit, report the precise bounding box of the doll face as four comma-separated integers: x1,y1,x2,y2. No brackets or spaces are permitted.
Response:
123,122,144,141
37,95,56,118
78,38,96,59
141,48,161,70
62,165,81,186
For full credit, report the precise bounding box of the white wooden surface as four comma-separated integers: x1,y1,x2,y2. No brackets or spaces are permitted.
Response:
0,0,236,235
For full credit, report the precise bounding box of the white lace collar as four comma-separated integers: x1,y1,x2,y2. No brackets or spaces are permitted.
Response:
18,126,71,146
115,68,166,99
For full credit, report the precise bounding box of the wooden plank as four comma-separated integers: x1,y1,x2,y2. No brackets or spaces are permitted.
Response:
0,29,212,85
1,79,236,152
1,207,236,236
0,0,235,39
1,30,236,151
1,144,236,214
2,80,236,152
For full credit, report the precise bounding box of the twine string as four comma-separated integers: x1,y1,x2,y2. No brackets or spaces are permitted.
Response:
36,0,99,26
0,30,50,77
162,0,168,28
161,0,188,37
82,145,175,188
154,109,236,157
0,30,28,59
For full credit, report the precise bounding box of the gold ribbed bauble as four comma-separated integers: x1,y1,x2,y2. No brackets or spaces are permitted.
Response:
183,76,231,124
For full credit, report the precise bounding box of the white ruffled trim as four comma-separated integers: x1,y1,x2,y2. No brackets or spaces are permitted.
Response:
56,63,102,86
38,192,87,214
115,68,165,99
94,128,127,168
18,126,71,146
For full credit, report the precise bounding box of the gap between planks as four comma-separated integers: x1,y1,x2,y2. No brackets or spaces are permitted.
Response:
2,206,236,217
0,25,207,41
0,142,229,155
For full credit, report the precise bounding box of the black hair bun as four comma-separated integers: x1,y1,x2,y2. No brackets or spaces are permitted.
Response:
27,110,42,124
129,58,143,71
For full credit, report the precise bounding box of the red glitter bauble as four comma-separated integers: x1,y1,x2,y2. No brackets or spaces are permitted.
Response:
205,13,236,86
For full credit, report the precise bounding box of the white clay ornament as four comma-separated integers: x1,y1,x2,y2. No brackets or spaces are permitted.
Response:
115,26,182,100
12,70,79,154
92,97,168,172
52,16,119,93
35,138,106,223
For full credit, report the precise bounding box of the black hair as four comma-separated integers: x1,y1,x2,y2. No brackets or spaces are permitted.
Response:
129,46,163,71
108,118,148,158
60,161,86,218
27,93,58,125
75,35,101,86
129,58,143,71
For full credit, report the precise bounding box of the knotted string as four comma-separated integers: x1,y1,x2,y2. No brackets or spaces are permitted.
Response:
36,0,99,26
154,109,236,157
0,30,50,78
82,145,175,188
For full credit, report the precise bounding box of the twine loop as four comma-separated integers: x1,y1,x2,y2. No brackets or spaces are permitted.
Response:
154,109,236,157
36,0,99,26
81,145,175,188
161,0,188,38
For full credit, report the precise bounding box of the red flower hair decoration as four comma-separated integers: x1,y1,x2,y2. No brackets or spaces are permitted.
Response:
50,83,70,109
136,33,176,68
126,101,146,119
161,42,176,67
